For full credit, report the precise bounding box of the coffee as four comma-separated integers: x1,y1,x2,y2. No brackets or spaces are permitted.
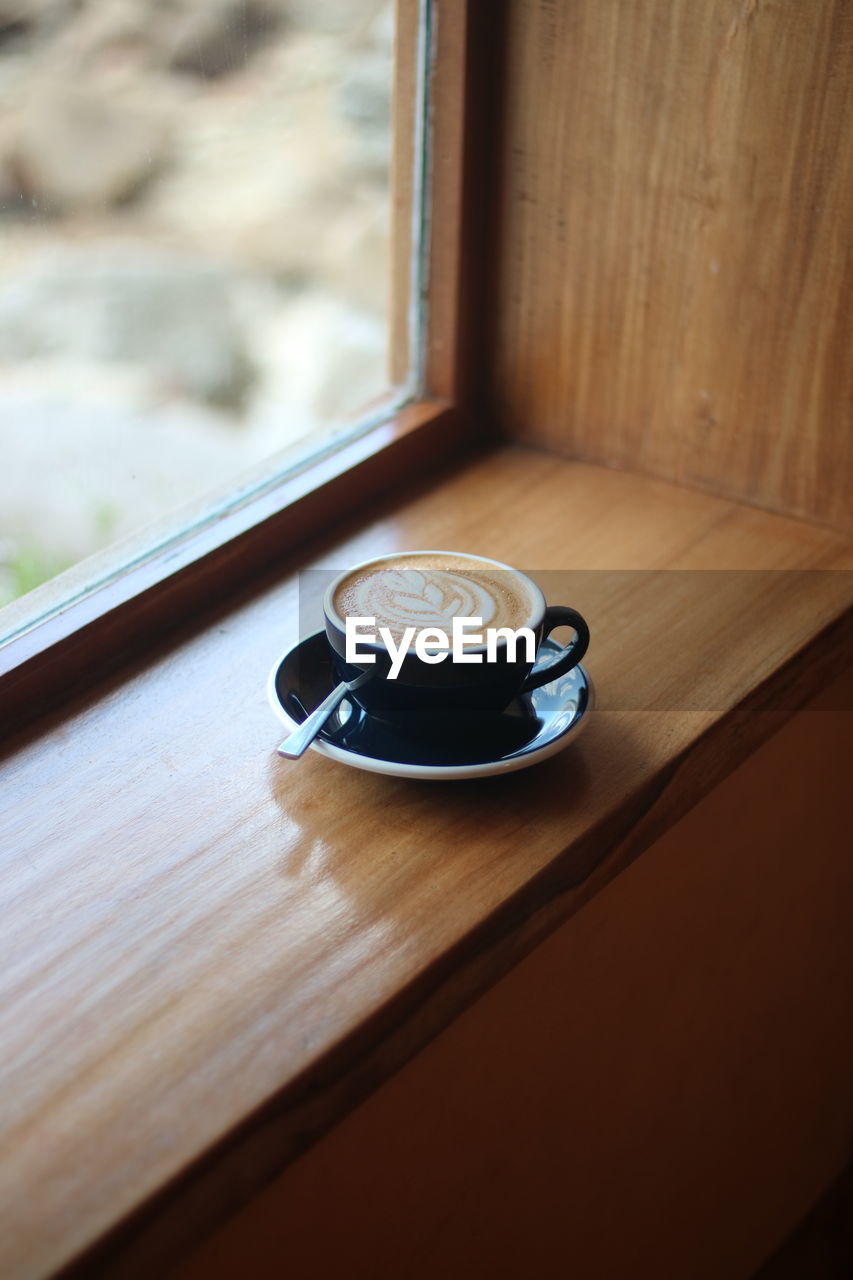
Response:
330,552,538,644
323,550,590,721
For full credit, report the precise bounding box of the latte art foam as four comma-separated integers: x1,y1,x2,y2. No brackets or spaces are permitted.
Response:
332,554,537,645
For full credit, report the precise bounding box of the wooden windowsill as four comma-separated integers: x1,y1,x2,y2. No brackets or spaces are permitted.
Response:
2,445,852,1279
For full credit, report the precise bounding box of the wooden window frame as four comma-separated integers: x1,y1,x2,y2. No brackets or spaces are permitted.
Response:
0,0,497,737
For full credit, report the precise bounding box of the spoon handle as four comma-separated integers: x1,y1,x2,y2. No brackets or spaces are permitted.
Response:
276,682,350,759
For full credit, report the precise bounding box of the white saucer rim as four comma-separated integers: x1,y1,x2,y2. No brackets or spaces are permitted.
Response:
267,634,593,780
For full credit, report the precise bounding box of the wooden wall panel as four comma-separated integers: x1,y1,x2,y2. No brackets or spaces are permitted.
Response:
175,670,853,1280
492,0,853,532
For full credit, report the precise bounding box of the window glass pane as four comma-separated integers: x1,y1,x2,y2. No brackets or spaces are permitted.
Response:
0,0,408,623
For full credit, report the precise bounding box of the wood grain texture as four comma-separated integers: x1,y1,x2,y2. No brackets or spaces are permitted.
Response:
175,671,853,1280
492,0,853,531
1,449,852,1278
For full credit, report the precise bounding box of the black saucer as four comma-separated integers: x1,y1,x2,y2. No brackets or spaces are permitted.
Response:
268,631,592,780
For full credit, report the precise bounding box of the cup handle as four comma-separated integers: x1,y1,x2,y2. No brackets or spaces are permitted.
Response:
520,606,589,693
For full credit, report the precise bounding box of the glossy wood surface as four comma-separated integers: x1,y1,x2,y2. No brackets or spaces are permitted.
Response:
492,0,853,531
176,670,853,1280
1,448,852,1278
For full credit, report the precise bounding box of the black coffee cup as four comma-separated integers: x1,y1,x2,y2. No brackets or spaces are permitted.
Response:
323,551,589,726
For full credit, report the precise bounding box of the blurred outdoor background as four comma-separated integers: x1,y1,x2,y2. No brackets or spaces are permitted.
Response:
0,0,395,609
